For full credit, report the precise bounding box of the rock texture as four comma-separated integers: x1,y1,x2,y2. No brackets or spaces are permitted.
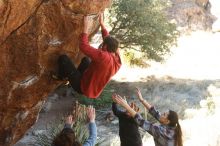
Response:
0,0,111,145
167,0,214,31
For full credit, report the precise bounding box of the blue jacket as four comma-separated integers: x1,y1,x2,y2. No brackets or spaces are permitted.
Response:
83,122,97,146
63,122,97,146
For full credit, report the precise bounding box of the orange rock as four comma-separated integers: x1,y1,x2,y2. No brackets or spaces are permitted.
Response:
0,0,111,145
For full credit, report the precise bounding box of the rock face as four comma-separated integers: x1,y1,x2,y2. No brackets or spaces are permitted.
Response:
167,0,214,31
0,0,111,145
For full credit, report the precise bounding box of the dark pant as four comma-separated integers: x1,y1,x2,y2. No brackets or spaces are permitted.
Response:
58,54,90,94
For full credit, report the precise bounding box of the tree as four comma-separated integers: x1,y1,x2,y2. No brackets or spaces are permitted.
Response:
108,0,179,62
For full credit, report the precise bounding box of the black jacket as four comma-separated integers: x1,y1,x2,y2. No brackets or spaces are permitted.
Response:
112,102,142,146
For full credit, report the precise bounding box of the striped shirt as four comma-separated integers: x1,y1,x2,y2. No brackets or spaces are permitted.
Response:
134,107,176,146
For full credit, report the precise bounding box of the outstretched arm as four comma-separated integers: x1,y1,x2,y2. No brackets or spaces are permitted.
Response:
63,115,74,129
99,13,109,39
134,113,161,139
80,16,105,60
83,106,97,146
99,13,105,30
113,93,164,139
59,115,75,136
135,88,152,110
112,94,137,118
135,88,161,121
83,15,93,34
112,93,125,117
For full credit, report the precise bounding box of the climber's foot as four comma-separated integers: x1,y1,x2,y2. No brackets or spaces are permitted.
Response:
50,71,63,81
64,81,70,86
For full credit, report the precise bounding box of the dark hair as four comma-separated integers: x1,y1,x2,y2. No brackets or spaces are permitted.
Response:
103,36,119,53
168,110,183,146
53,128,82,146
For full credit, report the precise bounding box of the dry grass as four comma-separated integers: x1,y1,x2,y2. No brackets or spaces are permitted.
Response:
111,31,220,146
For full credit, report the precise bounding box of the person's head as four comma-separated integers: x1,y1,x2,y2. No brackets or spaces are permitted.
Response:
159,110,183,146
102,36,119,53
53,128,82,146
159,110,179,126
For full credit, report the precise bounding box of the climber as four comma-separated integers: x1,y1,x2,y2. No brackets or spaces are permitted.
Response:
54,13,121,98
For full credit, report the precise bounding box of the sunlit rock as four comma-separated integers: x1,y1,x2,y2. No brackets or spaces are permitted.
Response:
0,0,111,145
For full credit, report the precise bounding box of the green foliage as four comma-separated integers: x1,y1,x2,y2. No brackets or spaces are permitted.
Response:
77,84,114,108
108,0,179,62
123,50,149,67
72,103,89,143
206,97,215,114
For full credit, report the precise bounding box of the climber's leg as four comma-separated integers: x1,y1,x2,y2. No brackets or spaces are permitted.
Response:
69,57,90,94
57,54,82,94
68,71,82,94
77,57,91,74
57,54,77,80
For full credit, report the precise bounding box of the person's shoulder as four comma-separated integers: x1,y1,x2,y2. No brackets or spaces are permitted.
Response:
96,51,112,60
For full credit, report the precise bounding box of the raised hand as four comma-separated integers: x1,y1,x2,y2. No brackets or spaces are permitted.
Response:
135,88,152,110
65,115,74,125
99,12,105,29
112,93,117,103
83,15,94,34
135,87,144,101
87,105,96,123
99,13,104,25
113,94,128,107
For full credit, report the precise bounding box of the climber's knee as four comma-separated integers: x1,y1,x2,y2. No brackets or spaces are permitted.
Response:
58,54,70,64
77,57,91,74
81,57,90,65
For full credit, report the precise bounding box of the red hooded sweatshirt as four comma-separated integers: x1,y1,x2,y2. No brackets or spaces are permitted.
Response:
79,28,121,98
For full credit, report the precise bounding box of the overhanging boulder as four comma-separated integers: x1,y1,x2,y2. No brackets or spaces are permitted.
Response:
0,0,111,145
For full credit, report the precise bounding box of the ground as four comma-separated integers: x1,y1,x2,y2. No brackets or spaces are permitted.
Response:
15,31,220,146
